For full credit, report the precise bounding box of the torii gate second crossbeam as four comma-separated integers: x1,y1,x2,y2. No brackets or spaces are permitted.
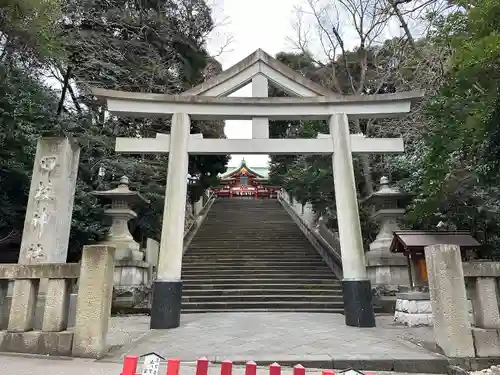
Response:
115,133,404,155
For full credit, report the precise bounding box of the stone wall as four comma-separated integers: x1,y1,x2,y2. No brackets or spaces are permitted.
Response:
184,200,196,232
277,191,343,279
280,190,317,228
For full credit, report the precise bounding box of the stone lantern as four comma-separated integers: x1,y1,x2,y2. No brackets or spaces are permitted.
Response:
92,176,147,261
364,177,410,294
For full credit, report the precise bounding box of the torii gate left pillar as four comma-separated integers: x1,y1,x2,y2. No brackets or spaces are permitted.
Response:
150,113,190,329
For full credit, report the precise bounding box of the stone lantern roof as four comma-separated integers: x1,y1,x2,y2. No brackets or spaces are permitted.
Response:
92,176,148,206
365,176,408,202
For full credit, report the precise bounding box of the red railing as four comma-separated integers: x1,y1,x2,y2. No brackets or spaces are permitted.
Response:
120,356,372,375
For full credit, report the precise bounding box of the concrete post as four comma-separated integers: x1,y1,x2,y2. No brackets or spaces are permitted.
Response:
72,245,115,358
330,114,375,327
41,279,71,332
0,280,7,329
7,279,39,332
473,277,500,328
252,74,269,139
424,244,475,357
150,113,190,329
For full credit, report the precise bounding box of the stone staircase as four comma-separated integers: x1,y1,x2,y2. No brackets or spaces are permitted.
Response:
181,198,343,313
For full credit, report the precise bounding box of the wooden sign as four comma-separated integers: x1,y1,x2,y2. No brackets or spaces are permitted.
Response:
140,352,164,375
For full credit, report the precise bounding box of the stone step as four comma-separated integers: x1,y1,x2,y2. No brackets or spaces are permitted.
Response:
182,274,334,281
182,294,343,303
183,282,341,290
183,288,342,296
182,270,335,278
187,246,318,250
186,249,315,253
181,308,344,313
203,220,291,223
182,262,327,268
185,248,318,252
181,198,343,313
184,253,320,259
197,225,301,228
182,257,324,263
182,278,340,285
183,257,324,263
199,226,297,229
194,238,306,241
182,268,332,273
182,258,328,270
189,241,311,244
184,256,321,261
181,301,344,309
189,241,310,245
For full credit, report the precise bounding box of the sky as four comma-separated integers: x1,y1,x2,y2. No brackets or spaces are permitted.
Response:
205,0,304,167
205,0,412,168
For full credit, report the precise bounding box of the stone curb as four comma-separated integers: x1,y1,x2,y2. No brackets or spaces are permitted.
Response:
8,352,499,374
98,355,448,373
211,357,449,374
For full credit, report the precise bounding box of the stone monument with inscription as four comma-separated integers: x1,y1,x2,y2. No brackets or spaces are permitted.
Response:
19,138,80,264
11,137,80,328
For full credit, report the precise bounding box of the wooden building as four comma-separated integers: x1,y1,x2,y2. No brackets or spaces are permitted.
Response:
389,230,481,290
213,159,280,199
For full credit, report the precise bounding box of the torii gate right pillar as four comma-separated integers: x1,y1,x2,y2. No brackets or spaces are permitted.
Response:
331,114,375,327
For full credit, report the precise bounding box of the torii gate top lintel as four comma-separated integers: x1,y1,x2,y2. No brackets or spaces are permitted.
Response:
91,86,424,121
91,48,424,121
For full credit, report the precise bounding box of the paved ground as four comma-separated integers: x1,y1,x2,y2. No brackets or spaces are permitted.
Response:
103,313,445,373
0,354,444,375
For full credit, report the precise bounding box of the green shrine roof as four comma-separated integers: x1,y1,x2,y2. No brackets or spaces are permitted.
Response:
220,158,269,179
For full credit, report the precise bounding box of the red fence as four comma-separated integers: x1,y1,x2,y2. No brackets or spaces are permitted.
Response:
120,355,372,375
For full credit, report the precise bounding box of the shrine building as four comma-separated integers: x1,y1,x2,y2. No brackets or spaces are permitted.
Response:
213,158,280,199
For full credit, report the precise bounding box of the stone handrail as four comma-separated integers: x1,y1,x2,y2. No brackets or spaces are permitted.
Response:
462,261,500,277
183,191,217,253
277,190,343,279
0,262,80,332
461,261,500,332
0,263,80,279
0,245,116,358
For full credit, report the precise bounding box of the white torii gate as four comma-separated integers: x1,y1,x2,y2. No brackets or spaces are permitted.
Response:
93,49,423,330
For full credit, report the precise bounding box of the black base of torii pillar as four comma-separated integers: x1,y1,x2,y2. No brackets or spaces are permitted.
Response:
150,280,183,329
342,280,376,327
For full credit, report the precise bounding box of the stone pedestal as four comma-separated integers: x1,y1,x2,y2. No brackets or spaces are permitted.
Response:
112,260,151,310
394,292,474,328
394,292,433,327
365,177,410,295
